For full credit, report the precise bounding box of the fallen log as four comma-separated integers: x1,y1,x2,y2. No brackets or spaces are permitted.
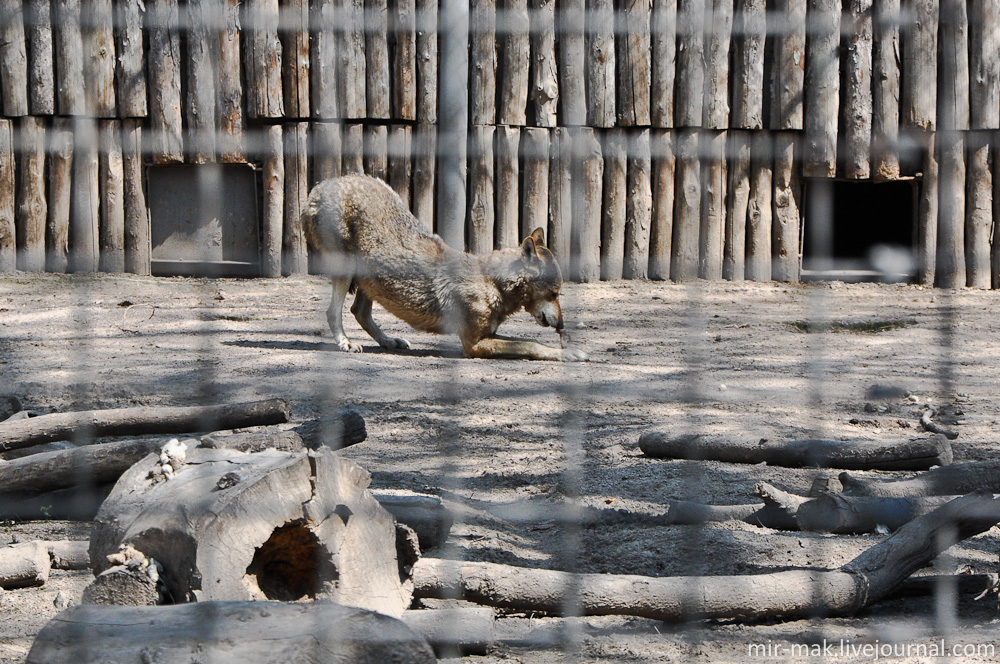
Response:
638,432,952,470
412,492,1000,621
372,490,454,550
46,540,90,570
90,446,412,617
0,541,50,589
0,484,115,521
26,601,436,664
920,407,959,439
0,399,291,452
841,460,1000,497
796,492,959,534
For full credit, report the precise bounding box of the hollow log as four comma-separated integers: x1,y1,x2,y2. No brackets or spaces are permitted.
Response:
388,124,413,207
91,447,413,616
0,399,292,452
498,0,529,126
26,602,436,664
16,116,46,272
244,0,284,118
412,124,436,228
570,127,602,282
648,129,674,280
45,117,72,272
469,0,496,125
415,0,437,123
600,129,627,280
730,0,765,129
557,0,585,125
724,130,751,280
698,129,725,279
1,0,30,117
217,0,245,162
0,542,49,589
638,431,952,470
871,0,900,180
673,0,703,127
122,119,149,275
520,127,548,239
146,0,183,163
802,0,840,177
98,119,125,273
262,124,284,276
902,0,937,130
0,120,14,273
623,129,651,279
391,0,416,120
495,126,520,249
650,0,676,128
366,0,390,119
528,0,557,127
114,0,146,118
841,460,1000,497
670,128,700,281
26,0,55,115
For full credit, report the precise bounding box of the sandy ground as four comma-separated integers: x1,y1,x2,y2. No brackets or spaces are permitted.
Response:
1,273,999,662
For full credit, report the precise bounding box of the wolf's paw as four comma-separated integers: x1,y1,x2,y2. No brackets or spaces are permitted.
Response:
338,338,364,353
380,337,411,350
559,347,589,362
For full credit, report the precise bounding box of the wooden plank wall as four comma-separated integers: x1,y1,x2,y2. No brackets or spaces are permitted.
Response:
0,1,996,288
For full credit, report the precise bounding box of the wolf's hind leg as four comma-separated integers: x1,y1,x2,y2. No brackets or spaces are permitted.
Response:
351,291,411,350
327,277,363,352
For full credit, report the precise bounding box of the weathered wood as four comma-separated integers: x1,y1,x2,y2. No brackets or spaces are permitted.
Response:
520,127,548,240
871,0,900,180
585,0,615,128
341,123,365,174
467,125,495,255
52,0,84,115
600,130,626,280
498,0,529,125
25,0,55,115
935,132,966,288
311,121,342,184
1,0,30,117
27,602,436,664
122,120,149,275
47,540,90,570
617,0,651,127
771,132,800,282
338,0,368,118
966,134,992,288
281,0,310,118
901,0,937,130
0,484,112,521
528,0,557,126
415,0,437,123
113,0,146,118
771,0,805,129
796,493,961,534
81,0,115,117
650,0,676,127
994,134,1000,289
388,124,413,207
841,461,1000,497
470,0,496,125
494,126,520,248
366,0,390,118
624,129,652,279
841,0,873,179
372,490,454,551
0,120,13,273
702,0,732,129
435,0,468,249
0,542,49,589
639,432,952,470
91,447,414,616
363,123,388,181
673,0,703,127
184,0,217,162
936,0,969,133
571,127,603,282
98,120,125,273
83,563,160,606
724,130,751,280
670,129,700,281
244,0,284,118
16,116,45,272
968,0,1000,130
730,0,765,129
557,0,585,125
698,130,725,279
391,0,417,120
45,118,71,272
290,409,368,450
547,127,572,273
262,125,284,276
648,129,674,280
802,0,840,177
283,122,309,275
217,0,245,161
411,123,436,228
69,118,100,273
745,131,772,281
311,0,338,119
146,0,183,163
916,131,938,284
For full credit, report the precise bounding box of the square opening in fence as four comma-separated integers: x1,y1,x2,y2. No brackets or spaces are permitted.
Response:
147,164,260,278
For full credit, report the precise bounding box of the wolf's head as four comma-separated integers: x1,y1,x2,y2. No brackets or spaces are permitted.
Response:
518,228,565,331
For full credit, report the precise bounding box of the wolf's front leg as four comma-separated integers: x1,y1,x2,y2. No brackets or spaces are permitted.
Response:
327,277,363,352
350,290,411,350
462,335,588,361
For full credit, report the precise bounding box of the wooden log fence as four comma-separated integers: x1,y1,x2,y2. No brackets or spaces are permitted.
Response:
0,1,994,288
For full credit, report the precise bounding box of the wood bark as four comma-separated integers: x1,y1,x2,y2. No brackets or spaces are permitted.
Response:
1,0,30,117
25,0,55,115
366,0,390,118
0,120,14,273
935,132,966,288
283,122,309,275
244,0,284,118
52,0,84,115
547,128,572,273
520,127,548,240
146,0,183,163
363,123,388,181
965,134,992,288
639,431,952,470
470,0,497,125
871,0,900,179
311,0,338,119
528,0,557,126
802,0,840,177
338,0,367,118
122,120,149,275
570,127,602,282
311,121,342,184
98,119,125,273
467,125,495,255
290,409,368,450
745,131,772,281
262,125,284,277
771,132,800,282
391,0,417,120
673,0,703,127
968,0,1000,130
81,0,115,117
670,129,700,281
724,130,751,280
69,117,100,273
0,399,292,452
16,116,46,272
623,129,652,279
702,0,732,129
217,0,245,161
901,0,937,130
494,126,520,248
841,460,1000,497
388,124,413,207
730,0,765,129
557,0,585,125
698,130,725,279
771,0,805,129
650,0,676,127
648,129,674,280
281,0,310,118
585,0,615,127
617,0,651,127
114,0,146,118
796,492,962,534
841,0,873,179
498,0,529,126
341,123,365,174
994,134,1000,288
27,602,436,664
412,124,436,229
45,118,71,272
916,131,938,285
91,447,414,616
600,130,627,280
184,0,217,163
0,542,49,590
415,0,437,123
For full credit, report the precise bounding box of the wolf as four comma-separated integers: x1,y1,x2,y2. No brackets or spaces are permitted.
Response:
301,174,588,361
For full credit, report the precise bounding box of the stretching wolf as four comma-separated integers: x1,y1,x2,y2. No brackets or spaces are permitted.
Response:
302,175,588,361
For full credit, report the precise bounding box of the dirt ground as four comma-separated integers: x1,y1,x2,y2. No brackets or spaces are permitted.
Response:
1,273,999,663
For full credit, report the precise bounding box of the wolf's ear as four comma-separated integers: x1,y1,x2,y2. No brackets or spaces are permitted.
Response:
521,236,539,264
528,227,546,247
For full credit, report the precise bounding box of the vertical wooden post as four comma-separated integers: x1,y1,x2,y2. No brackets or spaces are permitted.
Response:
186,0,218,163
69,118,99,273
802,0,840,177
731,0,765,130
0,121,14,273
650,0,676,128
674,0,704,127
571,127,602,282
968,0,1000,131
388,124,412,207
391,0,417,120
871,0,900,180
122,119,149,276
772,0,805,130
548,127,572,272
649,129,674,280
624,129,652,279
702,0,732,129
81,0,116,117
724,130,751,280
244,0,284,118
311,121,342,184
363,124,389,181
745,131,772,281
699,130,726,280
412,124,436,228
470,0,497,125
965,134,992,288
520,127,548,239
495,126,520,248
16,117,46,271
467,125,496,254
671,129,700,281
498,0,529,126
916,132,937,285
341,123,365,174
585,0,615,128
617,0,651,127
261,125,284,277
311,0,339,120
600,130,627,280
415,0,437,124
772,132,800,282
436,0,468,249
557,0,585,126
283,122,309,275
147,0,183,163
98,119,125,273
901,0,937,131
366,0,390,119
217,0,246,162
46,118,72,273
26,0,55,116
936,0,969,134
529,0,557,127
52,0,85,115
339,0,368,119
842,0,873,179
993,135,1000,289
969,0,999,292
1,0,30,117
281,0,310,118
114,0,147,118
